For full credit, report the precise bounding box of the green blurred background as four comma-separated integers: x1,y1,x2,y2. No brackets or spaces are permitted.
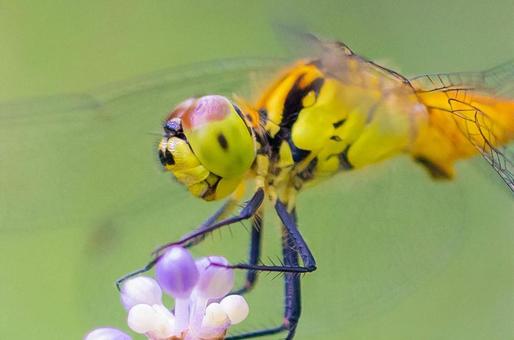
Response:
1,1,513,339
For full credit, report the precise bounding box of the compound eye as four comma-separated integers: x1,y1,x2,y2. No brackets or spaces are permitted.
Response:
163,118,182,136
182,95,255,178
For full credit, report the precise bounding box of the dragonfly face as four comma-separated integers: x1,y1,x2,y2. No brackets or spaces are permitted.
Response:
158,95,256,201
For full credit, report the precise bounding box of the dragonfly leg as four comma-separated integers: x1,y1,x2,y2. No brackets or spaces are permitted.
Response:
182,198,237,249
226,203,311,339
281,208,302,340
211,200,316,274
232,210,263,295
154,188,264,254
115,188,264,290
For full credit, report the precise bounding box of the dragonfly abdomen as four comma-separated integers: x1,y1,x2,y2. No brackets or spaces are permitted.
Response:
412,90,514,179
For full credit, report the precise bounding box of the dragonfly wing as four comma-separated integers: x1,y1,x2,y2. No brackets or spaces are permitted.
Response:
0,58,285,232
449,97,514,192
411,60,514,96
411,63,514,194
1,58,284,129
275,28,411,89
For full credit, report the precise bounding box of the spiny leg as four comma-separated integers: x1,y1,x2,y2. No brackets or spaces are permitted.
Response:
115,205,232,290
282,209,302,340
232,210,263,295
192,202,264,296
115,188,264,289
183,198,238,249
189,203,264,295
226,229,298,340
214,200,316,274
225,202,315,339
155,188,264,254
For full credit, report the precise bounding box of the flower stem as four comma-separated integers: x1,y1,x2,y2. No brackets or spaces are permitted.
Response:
175,298,190,332
189,297,208,335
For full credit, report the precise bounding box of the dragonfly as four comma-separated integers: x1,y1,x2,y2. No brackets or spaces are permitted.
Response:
110,35,514,339
1,33,513,339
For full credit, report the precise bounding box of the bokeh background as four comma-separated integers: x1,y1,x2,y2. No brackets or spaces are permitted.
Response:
1,1,513,339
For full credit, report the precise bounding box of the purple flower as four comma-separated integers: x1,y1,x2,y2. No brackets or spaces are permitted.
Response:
155,246,199,298
155,246,200,332
194,256,234,299
84,327,131,340
86,248,249,340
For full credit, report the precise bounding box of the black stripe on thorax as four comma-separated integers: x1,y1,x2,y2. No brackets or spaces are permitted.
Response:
270,74,325,164
339,144,353,170
325,144,354,171
297,157,318,181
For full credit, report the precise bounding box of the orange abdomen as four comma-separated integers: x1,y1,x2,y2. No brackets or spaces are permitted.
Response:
411,90,514,178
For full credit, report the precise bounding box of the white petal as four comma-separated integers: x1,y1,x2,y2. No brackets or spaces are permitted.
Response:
127,304,158,334
120,276,163,310
202,302,229,328
150,304,178,338
220,295,249,325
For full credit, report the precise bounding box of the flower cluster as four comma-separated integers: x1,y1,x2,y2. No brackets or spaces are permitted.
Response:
85,247,249,340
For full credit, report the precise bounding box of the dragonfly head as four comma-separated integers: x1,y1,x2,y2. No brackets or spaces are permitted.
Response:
158,95,256,201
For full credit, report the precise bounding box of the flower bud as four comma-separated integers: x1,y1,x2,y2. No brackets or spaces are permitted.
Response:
194,256,234,299
120,276,162,310
220,295,249,325
127,304,158,334
202,303,229,328
84,328,131,340
146,304,177,339
155,246,199,299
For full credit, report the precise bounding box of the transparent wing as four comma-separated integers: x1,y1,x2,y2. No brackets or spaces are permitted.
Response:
411,62,514,194
275,27,411,89
1,58,284,129
410,60,514,96
276,30,514,193
0,58,285,232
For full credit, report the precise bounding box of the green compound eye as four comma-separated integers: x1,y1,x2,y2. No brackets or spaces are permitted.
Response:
182,95,256,179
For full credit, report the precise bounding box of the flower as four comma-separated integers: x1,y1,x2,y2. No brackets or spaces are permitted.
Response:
155,247,199,299
120,276,163,310
86,247,249,340
84,327,132,340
